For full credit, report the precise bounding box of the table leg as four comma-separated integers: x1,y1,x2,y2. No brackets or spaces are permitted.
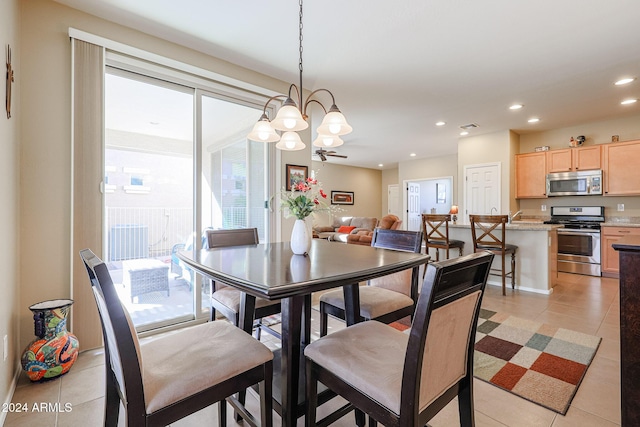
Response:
342,283,361,326
236,293,258,421
281,295,304,427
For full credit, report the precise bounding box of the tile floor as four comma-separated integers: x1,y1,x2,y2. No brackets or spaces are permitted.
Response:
4,272,620,426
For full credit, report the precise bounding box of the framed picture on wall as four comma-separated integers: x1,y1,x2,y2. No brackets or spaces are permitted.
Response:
286,164,308,188
331,191,354,205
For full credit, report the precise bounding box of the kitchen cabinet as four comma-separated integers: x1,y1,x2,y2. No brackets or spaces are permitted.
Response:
546,146,601,173
603,139,640,195
515,152,547,199
601,226,640,278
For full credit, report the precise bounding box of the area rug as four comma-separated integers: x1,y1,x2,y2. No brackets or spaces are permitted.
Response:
390,309,601,414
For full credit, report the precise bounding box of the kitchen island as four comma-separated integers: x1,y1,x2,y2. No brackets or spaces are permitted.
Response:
445,221,561,294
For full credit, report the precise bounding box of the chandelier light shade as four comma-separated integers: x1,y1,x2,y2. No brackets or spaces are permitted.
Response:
275,131,306,151
247,114,281,142
312,133,344,148
246,0,352,151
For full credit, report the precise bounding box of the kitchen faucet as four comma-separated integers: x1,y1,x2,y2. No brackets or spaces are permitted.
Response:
491,207,498,215
509,210,523,223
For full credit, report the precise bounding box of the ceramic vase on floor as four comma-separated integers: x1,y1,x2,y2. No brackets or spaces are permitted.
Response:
21,299,79,381
291,218,312,255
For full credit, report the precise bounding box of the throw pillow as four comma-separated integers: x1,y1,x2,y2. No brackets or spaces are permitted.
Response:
337,225,356,234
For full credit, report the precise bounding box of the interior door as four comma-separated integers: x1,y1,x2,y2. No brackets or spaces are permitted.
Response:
406,182,421,231
388,184,399,216
464,163,501,218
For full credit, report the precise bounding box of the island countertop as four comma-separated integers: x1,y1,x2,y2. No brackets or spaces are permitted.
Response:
450,221,562,231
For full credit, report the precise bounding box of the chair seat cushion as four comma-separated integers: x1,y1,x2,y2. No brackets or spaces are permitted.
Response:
212,287,280,312
305,321,407,414
319,287,413,319
476,244,517,253
141,321,273,414
427,239,464,247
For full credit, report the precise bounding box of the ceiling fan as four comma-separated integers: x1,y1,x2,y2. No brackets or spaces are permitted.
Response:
314,149,348,162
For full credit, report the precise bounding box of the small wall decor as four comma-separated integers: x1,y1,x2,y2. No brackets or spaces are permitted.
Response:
331,191,354,205
6,44,14,119
286,164,308,189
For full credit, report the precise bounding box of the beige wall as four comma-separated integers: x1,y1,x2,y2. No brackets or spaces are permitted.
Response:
0,0,20,411
18,0,294,352
310,161,382,226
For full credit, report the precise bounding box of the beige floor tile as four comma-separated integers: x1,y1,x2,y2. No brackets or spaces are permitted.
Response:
59,365,105,406
56,397,104,427
571,375,621,424
8,377,61,408
596,337,620,362
552,406,620,427
582,354,620,387
3,408,58,427
597,323,620,341
533,311,601,335
70,348,106,372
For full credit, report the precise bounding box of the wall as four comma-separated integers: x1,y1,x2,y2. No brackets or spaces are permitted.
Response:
310,161,382,226
0,0,20,413
19,0,294,353
518,113,640,219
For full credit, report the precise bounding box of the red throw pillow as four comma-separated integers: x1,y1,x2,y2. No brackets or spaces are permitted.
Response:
337,225,356,234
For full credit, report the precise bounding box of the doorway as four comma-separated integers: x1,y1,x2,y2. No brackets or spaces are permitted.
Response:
403,177,454,232
463,162,501,218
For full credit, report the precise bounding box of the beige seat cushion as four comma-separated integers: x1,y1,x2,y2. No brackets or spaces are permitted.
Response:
212,287,280,311
319,286,413,319
141,320,273,414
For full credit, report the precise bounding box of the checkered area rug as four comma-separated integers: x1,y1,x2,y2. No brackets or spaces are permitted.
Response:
474,309,601,414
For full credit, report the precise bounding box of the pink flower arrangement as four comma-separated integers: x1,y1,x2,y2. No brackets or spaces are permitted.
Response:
280,175,335,220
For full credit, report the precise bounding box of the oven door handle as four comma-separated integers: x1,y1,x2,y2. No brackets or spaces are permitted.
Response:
557,230,598,237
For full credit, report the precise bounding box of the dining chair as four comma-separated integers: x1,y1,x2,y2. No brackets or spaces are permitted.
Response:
207,228,282,339
469,214,518,296
305,251,493,427
319,228,423,337
421,213,464,263
79,249,273,427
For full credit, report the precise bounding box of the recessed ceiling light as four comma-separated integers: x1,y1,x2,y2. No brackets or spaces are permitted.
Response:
528,118,540,123
621,99,638,105
150,121,160,125
509,104,524,110
460,131,469,136
378,163,383,167
615,77,636,86
410,153,416,157
435,121,446,126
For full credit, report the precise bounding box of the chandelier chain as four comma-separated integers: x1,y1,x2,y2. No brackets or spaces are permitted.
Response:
298,0,304,107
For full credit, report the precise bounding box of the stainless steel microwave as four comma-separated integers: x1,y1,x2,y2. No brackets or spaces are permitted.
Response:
546,170,603,196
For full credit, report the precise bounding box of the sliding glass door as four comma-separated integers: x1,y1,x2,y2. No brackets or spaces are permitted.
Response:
104,66,273,332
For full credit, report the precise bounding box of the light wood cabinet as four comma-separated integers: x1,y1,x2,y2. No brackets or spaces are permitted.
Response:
603,139,640,195
546,146,601,173
515,152,547,199
601,226,640,277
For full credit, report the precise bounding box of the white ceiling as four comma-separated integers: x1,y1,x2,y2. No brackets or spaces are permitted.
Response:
55,0,640,169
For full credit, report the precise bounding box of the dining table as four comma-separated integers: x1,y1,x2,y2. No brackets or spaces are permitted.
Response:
177,238,429,427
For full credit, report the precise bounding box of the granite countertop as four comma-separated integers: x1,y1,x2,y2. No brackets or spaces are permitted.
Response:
450,221,561,231
602,222,640,228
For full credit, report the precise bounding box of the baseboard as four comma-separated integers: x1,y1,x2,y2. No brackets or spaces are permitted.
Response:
0,362,23,425
486,279,553,295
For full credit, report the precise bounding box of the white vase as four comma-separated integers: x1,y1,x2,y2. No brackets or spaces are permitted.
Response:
290,219,312,255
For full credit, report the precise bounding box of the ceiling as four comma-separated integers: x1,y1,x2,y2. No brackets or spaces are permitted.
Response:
54,0,640,169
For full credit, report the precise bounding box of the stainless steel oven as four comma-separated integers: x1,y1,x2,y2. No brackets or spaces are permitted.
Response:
544,206,604,277
557,228,601,276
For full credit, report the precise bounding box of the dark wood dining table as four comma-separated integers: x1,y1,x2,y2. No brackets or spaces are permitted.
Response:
177,238,429,427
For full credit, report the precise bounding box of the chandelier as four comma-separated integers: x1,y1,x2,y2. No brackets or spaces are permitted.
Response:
247,0,352,151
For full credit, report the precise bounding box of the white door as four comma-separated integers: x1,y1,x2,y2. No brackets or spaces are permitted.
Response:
406,182,421,231
388,184,399,216
464,163,501,218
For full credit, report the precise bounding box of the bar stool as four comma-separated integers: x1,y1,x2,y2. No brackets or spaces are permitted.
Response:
421,213,464,262
469,214,517,295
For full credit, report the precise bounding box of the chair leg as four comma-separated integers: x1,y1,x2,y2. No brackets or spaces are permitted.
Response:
218,399,227,427
501,254,506,296
260,360,273,427
457,376,475,427
305,362,318,427
104,370,120,427
355,409,366,427
320,303,329,337
369,416,378,427
511,252,516,289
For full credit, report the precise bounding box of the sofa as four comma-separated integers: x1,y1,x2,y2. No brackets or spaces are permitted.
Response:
346,214,403,246
313,216,378,243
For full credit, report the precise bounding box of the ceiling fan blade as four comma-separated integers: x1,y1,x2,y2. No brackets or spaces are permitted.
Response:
327,153,348,158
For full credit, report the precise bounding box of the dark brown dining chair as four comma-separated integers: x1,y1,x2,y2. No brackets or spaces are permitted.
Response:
305,251,494,427
422,213,464,263
207,228,282,339
79,249,273,427
469,214,518,296
319,229,423,336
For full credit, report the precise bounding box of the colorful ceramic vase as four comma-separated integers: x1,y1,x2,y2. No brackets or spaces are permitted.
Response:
21,299,79,381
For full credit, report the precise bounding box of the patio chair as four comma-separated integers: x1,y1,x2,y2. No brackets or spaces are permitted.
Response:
79,248,273,427
305,251,493,427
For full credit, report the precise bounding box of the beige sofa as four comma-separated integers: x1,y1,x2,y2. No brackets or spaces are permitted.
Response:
313,216,378,242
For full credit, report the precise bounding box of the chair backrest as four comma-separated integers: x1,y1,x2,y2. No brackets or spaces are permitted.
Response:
421,214,453,244
206,228,259,248
79,249,146,419
369,229,423,295
400,251,493,425
370,228,422,253
469,214,508,253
